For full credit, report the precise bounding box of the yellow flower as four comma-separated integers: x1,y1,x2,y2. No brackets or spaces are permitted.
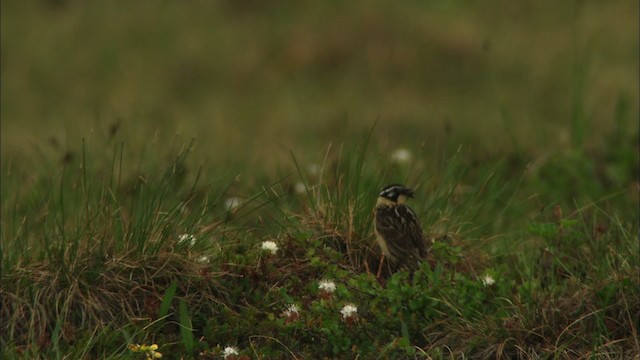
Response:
129,343,162,359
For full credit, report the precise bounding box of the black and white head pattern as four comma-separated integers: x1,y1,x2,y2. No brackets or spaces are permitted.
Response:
379,184,414,202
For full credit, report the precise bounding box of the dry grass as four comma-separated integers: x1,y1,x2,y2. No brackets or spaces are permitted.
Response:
2,250,232,353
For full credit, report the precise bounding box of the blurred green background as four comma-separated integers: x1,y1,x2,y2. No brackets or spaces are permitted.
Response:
2,1,638,171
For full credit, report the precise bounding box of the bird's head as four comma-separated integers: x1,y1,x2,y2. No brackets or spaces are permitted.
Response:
378,184,414,205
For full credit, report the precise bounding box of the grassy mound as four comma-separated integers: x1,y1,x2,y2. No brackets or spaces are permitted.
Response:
1,139,637,359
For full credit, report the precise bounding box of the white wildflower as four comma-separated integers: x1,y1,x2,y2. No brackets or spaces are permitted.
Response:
282,304,299,318
261,241,279,255
224,197,242,211
390,148,412,164
481,274,496,287
307,163,321,176
294,181,307,194
197,255,209,264
178,234,196,247
281,303,300,323
340,304,358,319
222,346,239,358
318,280,336,293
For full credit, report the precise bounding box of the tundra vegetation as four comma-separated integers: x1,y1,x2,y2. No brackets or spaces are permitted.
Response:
1,1,638,359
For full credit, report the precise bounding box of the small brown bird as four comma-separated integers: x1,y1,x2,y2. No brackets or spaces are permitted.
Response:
374,184,428,272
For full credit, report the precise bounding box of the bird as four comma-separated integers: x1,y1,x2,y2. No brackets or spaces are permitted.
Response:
373,184,428,273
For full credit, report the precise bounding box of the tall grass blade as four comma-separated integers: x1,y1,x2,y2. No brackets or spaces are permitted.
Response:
158,281,178,320
178,298,194,354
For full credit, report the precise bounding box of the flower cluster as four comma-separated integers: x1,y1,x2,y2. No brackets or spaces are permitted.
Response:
294,181,307,194
222,346,239,359
340,304,358,319
224,197,242,211
178,234,196,247
390,148,412,164
129,343,162,359
318,279,336,299
261,241,279,255
281,304,300,323
307,163,321,176
481,274,495,287
340,304,358,326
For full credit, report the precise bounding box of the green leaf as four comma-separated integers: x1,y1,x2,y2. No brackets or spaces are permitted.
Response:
179,299,195,354
158,281,177,319
51,317,63,351
400,320,410,343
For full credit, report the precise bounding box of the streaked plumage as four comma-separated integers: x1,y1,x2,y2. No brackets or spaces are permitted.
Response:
374,184,428,270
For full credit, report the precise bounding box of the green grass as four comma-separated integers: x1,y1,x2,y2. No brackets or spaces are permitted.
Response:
1,1,638,359
1,134,637,358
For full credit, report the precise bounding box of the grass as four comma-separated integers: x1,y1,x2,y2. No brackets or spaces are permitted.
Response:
1,132,637,358
1,1,638,359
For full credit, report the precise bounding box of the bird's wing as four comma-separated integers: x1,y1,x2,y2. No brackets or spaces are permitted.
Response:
400,205,428,256
375,205,426,261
